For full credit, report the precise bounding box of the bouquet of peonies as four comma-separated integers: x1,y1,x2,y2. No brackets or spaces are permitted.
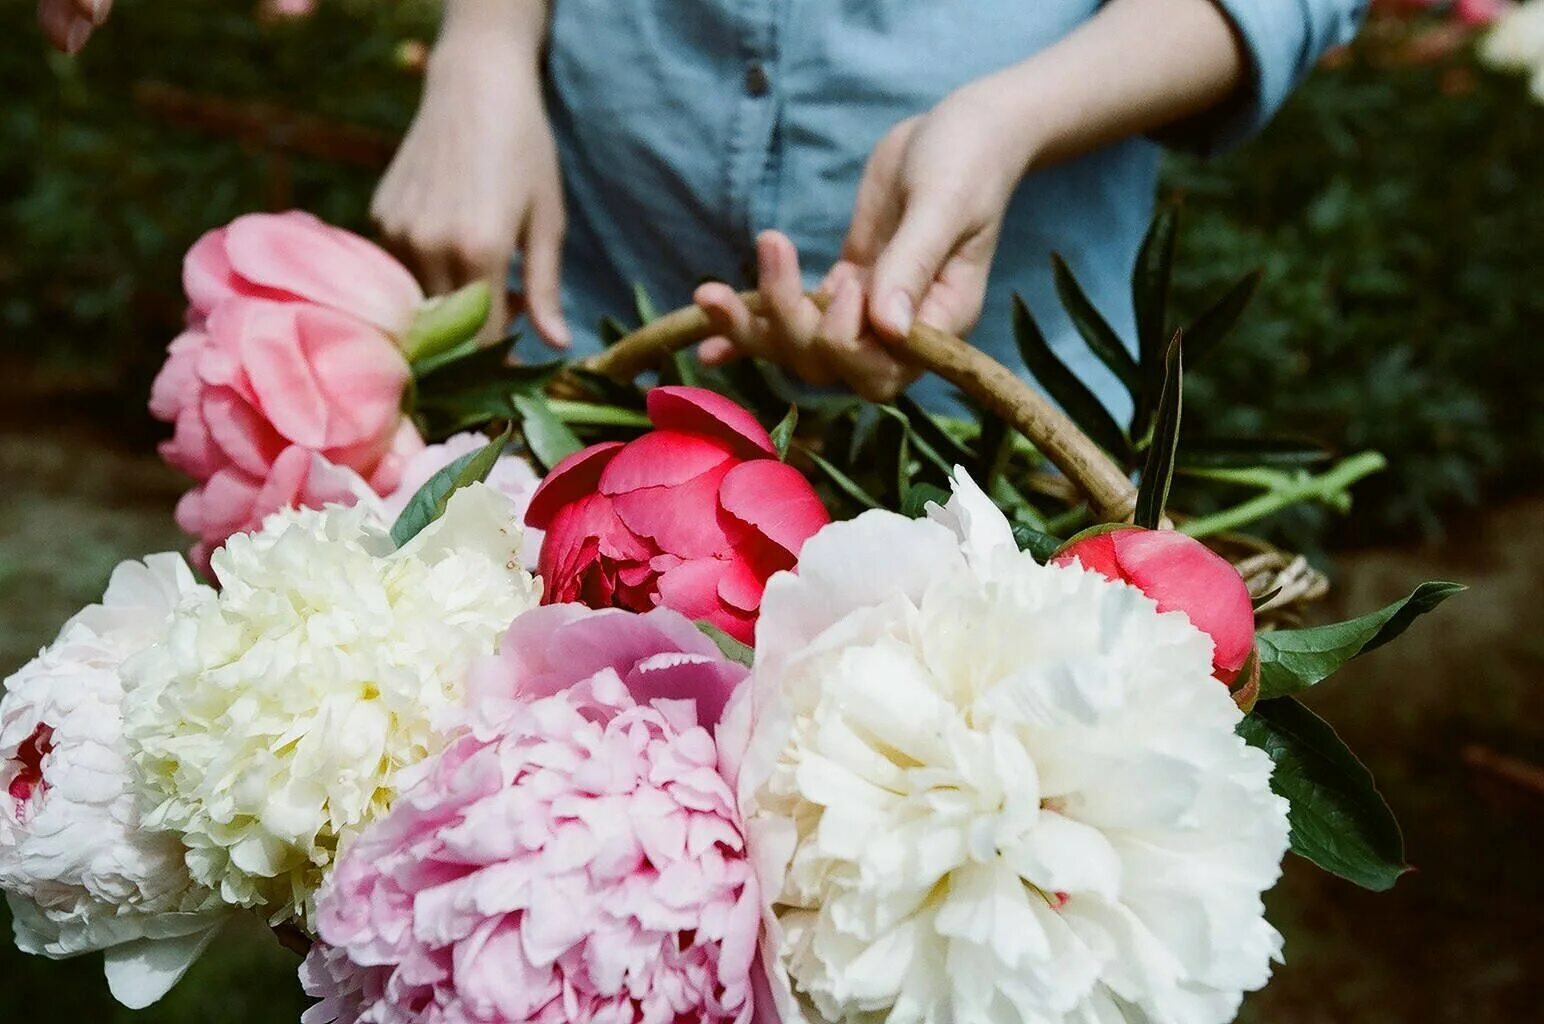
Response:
2,212,1461,1023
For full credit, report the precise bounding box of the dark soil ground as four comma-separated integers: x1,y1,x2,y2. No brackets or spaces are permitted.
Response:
1,415,1539,1023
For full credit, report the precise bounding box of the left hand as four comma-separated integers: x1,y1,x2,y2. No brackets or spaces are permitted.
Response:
695,82,1030,401
38,0,112,54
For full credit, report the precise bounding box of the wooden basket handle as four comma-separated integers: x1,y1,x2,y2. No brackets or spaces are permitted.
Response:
579,291,1139,522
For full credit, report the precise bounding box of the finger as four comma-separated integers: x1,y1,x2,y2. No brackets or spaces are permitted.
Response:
916,235,996,338
818,280,914,403
868,198,959,343
478,285,510,343
756,232,832,385
818,259,864,300
38,1,89,52
695,282,774,361
521,196,570,349
74,0,111,24
842,119,915,266
697,336,744,367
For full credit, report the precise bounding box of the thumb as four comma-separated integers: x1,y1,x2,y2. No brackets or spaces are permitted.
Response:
867,198,958,343
522,196,570,349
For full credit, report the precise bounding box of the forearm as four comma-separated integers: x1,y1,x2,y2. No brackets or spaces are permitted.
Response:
439,0,549,58
969,0,1247,174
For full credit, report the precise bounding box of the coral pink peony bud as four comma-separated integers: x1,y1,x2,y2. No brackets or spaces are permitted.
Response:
1052,527,1255,683
525,387,830,644
153,212,428,569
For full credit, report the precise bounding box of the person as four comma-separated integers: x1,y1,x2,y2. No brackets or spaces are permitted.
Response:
48,0,1367,414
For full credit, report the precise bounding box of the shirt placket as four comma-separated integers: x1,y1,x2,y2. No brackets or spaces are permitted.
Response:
724,0,785,280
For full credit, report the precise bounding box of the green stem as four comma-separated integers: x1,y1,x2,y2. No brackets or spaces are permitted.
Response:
545,399,652,428
1179,451,1387,539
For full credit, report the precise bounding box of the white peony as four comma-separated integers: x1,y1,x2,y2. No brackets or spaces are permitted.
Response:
122,484,541,927
734,469,1290,1024
1481,0,1544,101
0,554,228,1009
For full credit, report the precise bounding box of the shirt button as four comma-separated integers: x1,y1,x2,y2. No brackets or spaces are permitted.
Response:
744,64,770,97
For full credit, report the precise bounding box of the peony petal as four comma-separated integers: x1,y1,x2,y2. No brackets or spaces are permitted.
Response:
202,387,287,478
160,400,223,480
647,386,776,458
149,329,208,422
223,212,424,336
609,462,745,559
718,459,830,556
653,557,732,622
525,442,625,529
102,924,226,1010
293,304,412,449
181,227,241,315
215,300,331,448
597,431,735,495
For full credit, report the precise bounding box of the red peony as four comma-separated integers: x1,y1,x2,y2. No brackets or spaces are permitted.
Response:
1052,527,1256,683
525,387,830,644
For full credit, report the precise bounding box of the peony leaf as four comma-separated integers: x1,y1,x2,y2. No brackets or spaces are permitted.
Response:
1182,268,1261,368
402,280,492,363
770,404,798,461
1132,205,1178,436
1134,333,1182,530
1011,522,1063,562
1052,253,1139,394
413,340,560,427
390,426,512,547
1175,434,1332,470
696,621,754,667
1011,292,1129,459
511,393,584,471
1238,696,1408,891
805,450,882,510
1255,581,1464,700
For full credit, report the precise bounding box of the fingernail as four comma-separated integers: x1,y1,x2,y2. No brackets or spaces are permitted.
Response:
65,16,91,54
883,294,913,334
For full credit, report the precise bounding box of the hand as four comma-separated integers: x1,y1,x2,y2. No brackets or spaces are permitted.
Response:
372,28,569,348
38,0,112,54
693,86,1029,401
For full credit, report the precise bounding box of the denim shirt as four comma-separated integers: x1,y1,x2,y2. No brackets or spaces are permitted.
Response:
530,0,1365,417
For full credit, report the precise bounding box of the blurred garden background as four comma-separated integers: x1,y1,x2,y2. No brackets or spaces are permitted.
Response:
1,1,1541,1021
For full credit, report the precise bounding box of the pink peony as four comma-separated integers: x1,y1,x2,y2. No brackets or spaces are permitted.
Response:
1052,527,1256,683
303,604,758,1024
525,387,829,644
152,212,427,569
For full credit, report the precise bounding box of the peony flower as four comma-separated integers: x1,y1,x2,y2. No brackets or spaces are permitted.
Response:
0,554,228,1009
733,468,1290,1024
380,432,546,569
122,484,541,927
1051,527,1255,683
152,211,429,570
525,386,829,644
303,604,758,1024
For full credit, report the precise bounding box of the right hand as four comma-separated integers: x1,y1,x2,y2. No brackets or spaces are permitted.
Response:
372,29,570,348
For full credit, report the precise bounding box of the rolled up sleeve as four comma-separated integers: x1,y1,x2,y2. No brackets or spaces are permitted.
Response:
1169,0,1368,155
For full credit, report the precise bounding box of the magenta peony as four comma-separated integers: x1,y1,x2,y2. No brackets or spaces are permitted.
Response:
152,212,427,570
303,604,758,1024
524,386,829,644
1052,527,1255,683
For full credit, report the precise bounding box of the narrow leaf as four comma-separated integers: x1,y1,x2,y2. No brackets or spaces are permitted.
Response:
1183,269,1262,367
1256,582,1465,700
1011,293,1129,458
1134,333,1183,529
402,280,492,363
414,343,560,423
770,405,798,461
696,621,754,667
901,482,951,519
599,315,630,346
1051,253,1139,393
511,393,584,471
805,450,883,510
1132,206,1179,434
389,427,511,547
1239,697,1408,891
895,395,973,466
1176,434,1333,470
632,283,660,324
1011,522,1064,562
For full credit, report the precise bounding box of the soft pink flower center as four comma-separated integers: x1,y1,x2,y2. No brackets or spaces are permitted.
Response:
8,723,54,815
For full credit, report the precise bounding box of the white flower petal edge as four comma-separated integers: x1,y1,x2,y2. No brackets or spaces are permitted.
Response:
738,468,1291,1024
122,483,541,928
0,554,228,1008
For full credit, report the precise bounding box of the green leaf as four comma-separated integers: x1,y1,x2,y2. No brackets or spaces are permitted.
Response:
696,621,754,667
511,393,584,471
599,315,630,346
544,399,652,429
1134,333,1183,529
1051,253,1139,394
1238,697,1408,891
1183,269,1261,367
1011,521,1064,562
414,343,560,423
1176,434,1333,470
402,280,492,363
389,427,511,547
770,404,798,461
1132,206,1178,434
895,394,974,467
901,482,951,519
805,449,883,510
1011,293,1129,458
632,283,660,324
1256,581,1465,700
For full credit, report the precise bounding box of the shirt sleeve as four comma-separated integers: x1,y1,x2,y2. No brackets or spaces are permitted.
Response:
1165,0,1368,155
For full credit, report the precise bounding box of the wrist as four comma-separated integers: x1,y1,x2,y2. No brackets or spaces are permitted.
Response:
945,77,1048,191
439,0,547,62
